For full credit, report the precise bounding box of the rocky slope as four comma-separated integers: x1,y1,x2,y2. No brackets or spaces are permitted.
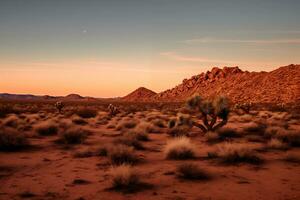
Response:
122,87,157,102
124,64,300,104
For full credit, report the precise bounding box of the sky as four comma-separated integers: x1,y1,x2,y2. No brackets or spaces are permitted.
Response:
0,0,299,97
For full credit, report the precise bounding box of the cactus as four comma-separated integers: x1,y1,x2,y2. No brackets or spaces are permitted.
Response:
108,104,119,116
55,101,64,113
186,95,230,133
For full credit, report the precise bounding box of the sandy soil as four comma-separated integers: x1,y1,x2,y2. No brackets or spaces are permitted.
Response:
0,110,299,200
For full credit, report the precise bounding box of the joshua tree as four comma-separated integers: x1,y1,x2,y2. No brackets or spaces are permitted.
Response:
108,104,119,116
55,101,64,113
185,95,230,133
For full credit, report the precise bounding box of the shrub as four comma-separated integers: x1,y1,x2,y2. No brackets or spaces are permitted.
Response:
110,164,140,192
177,163,210,180
0,127,29,151
186,95,230,133
114,134,144,150
76,108,98,118
264,126,286,139
34,121,58,136
214,143,262,164
267,138,288,150
116,120,137,131
72,117,88,125
283,153,300,163
164,137,196,160
109,145,139,165
2,115,19,128
243,122,266,134
135,121,158,133
152,119,165,128
168,125,191,137
216,127,240,139
205,131,220,143
127,130,149,141
58,127,88,144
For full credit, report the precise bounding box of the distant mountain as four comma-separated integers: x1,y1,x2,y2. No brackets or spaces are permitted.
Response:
123,64,300,104
64,94,84,99
122,87,157,102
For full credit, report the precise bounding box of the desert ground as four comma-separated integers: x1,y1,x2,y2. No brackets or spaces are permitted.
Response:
0,100,299,200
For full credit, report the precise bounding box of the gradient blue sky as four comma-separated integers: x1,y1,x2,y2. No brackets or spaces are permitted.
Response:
0,0,299,97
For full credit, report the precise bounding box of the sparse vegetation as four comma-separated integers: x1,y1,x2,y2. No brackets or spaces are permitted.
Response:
34,121,58,136
109,145,139,165
177,163,210,180
213,143,262,164
164,137,196,160
58,127,88,144
110,164,141,192
186,95,230,133
0,127,29,151
76,107,98,118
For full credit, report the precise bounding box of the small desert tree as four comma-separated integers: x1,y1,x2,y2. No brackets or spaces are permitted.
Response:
108,104,119,116
55,101,64,113
186,95,230,133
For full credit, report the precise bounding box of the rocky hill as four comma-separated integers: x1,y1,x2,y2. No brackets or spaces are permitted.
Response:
122,87,157,102
124,64,300,104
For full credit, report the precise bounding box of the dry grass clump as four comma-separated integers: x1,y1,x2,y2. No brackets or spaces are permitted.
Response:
114,133,144,150
76,108,98,118
276,130,300,147
264,126,286,139
110,164,141,192
243,122,266,135
205,131,220,143
213,143,262,164
164,137,196,160
266,138,288,150
34,121,58,136
57,127,88,144
109,145,139,165
2,115,19,128
177,163,210,180
135,121,159,133
0,127,29,151
127,129,149,141
116,119,137,131
216,127,240,139
72,116,88,125
168,125,190,137
152,119,166,128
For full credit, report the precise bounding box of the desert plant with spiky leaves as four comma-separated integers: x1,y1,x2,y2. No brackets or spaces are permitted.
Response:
186,95,230,133
108,104,119,116
55,101,64,113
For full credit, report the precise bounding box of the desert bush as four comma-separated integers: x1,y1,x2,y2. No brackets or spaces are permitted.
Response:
127,129,149,141
108,104,120,116
116,119,137,131
114,133,144,150
168,125,191,137
205,131,220,143
214,143,262,164
243,122,266,134
135,121,159,133
264,126,286,139
186,95,230,133
76,108,98,118
0,104,15,118
2,115,19,128
109,145,139,165
164,137,196,160
234,102,252,114
110,164,140,191
275,130,300,147
216,127,240,139
34,121,58,136
58,127,88,144
266,138,288,150
152,119,165,128
72,116,88,125
0,127,29,151
177,163,210,180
